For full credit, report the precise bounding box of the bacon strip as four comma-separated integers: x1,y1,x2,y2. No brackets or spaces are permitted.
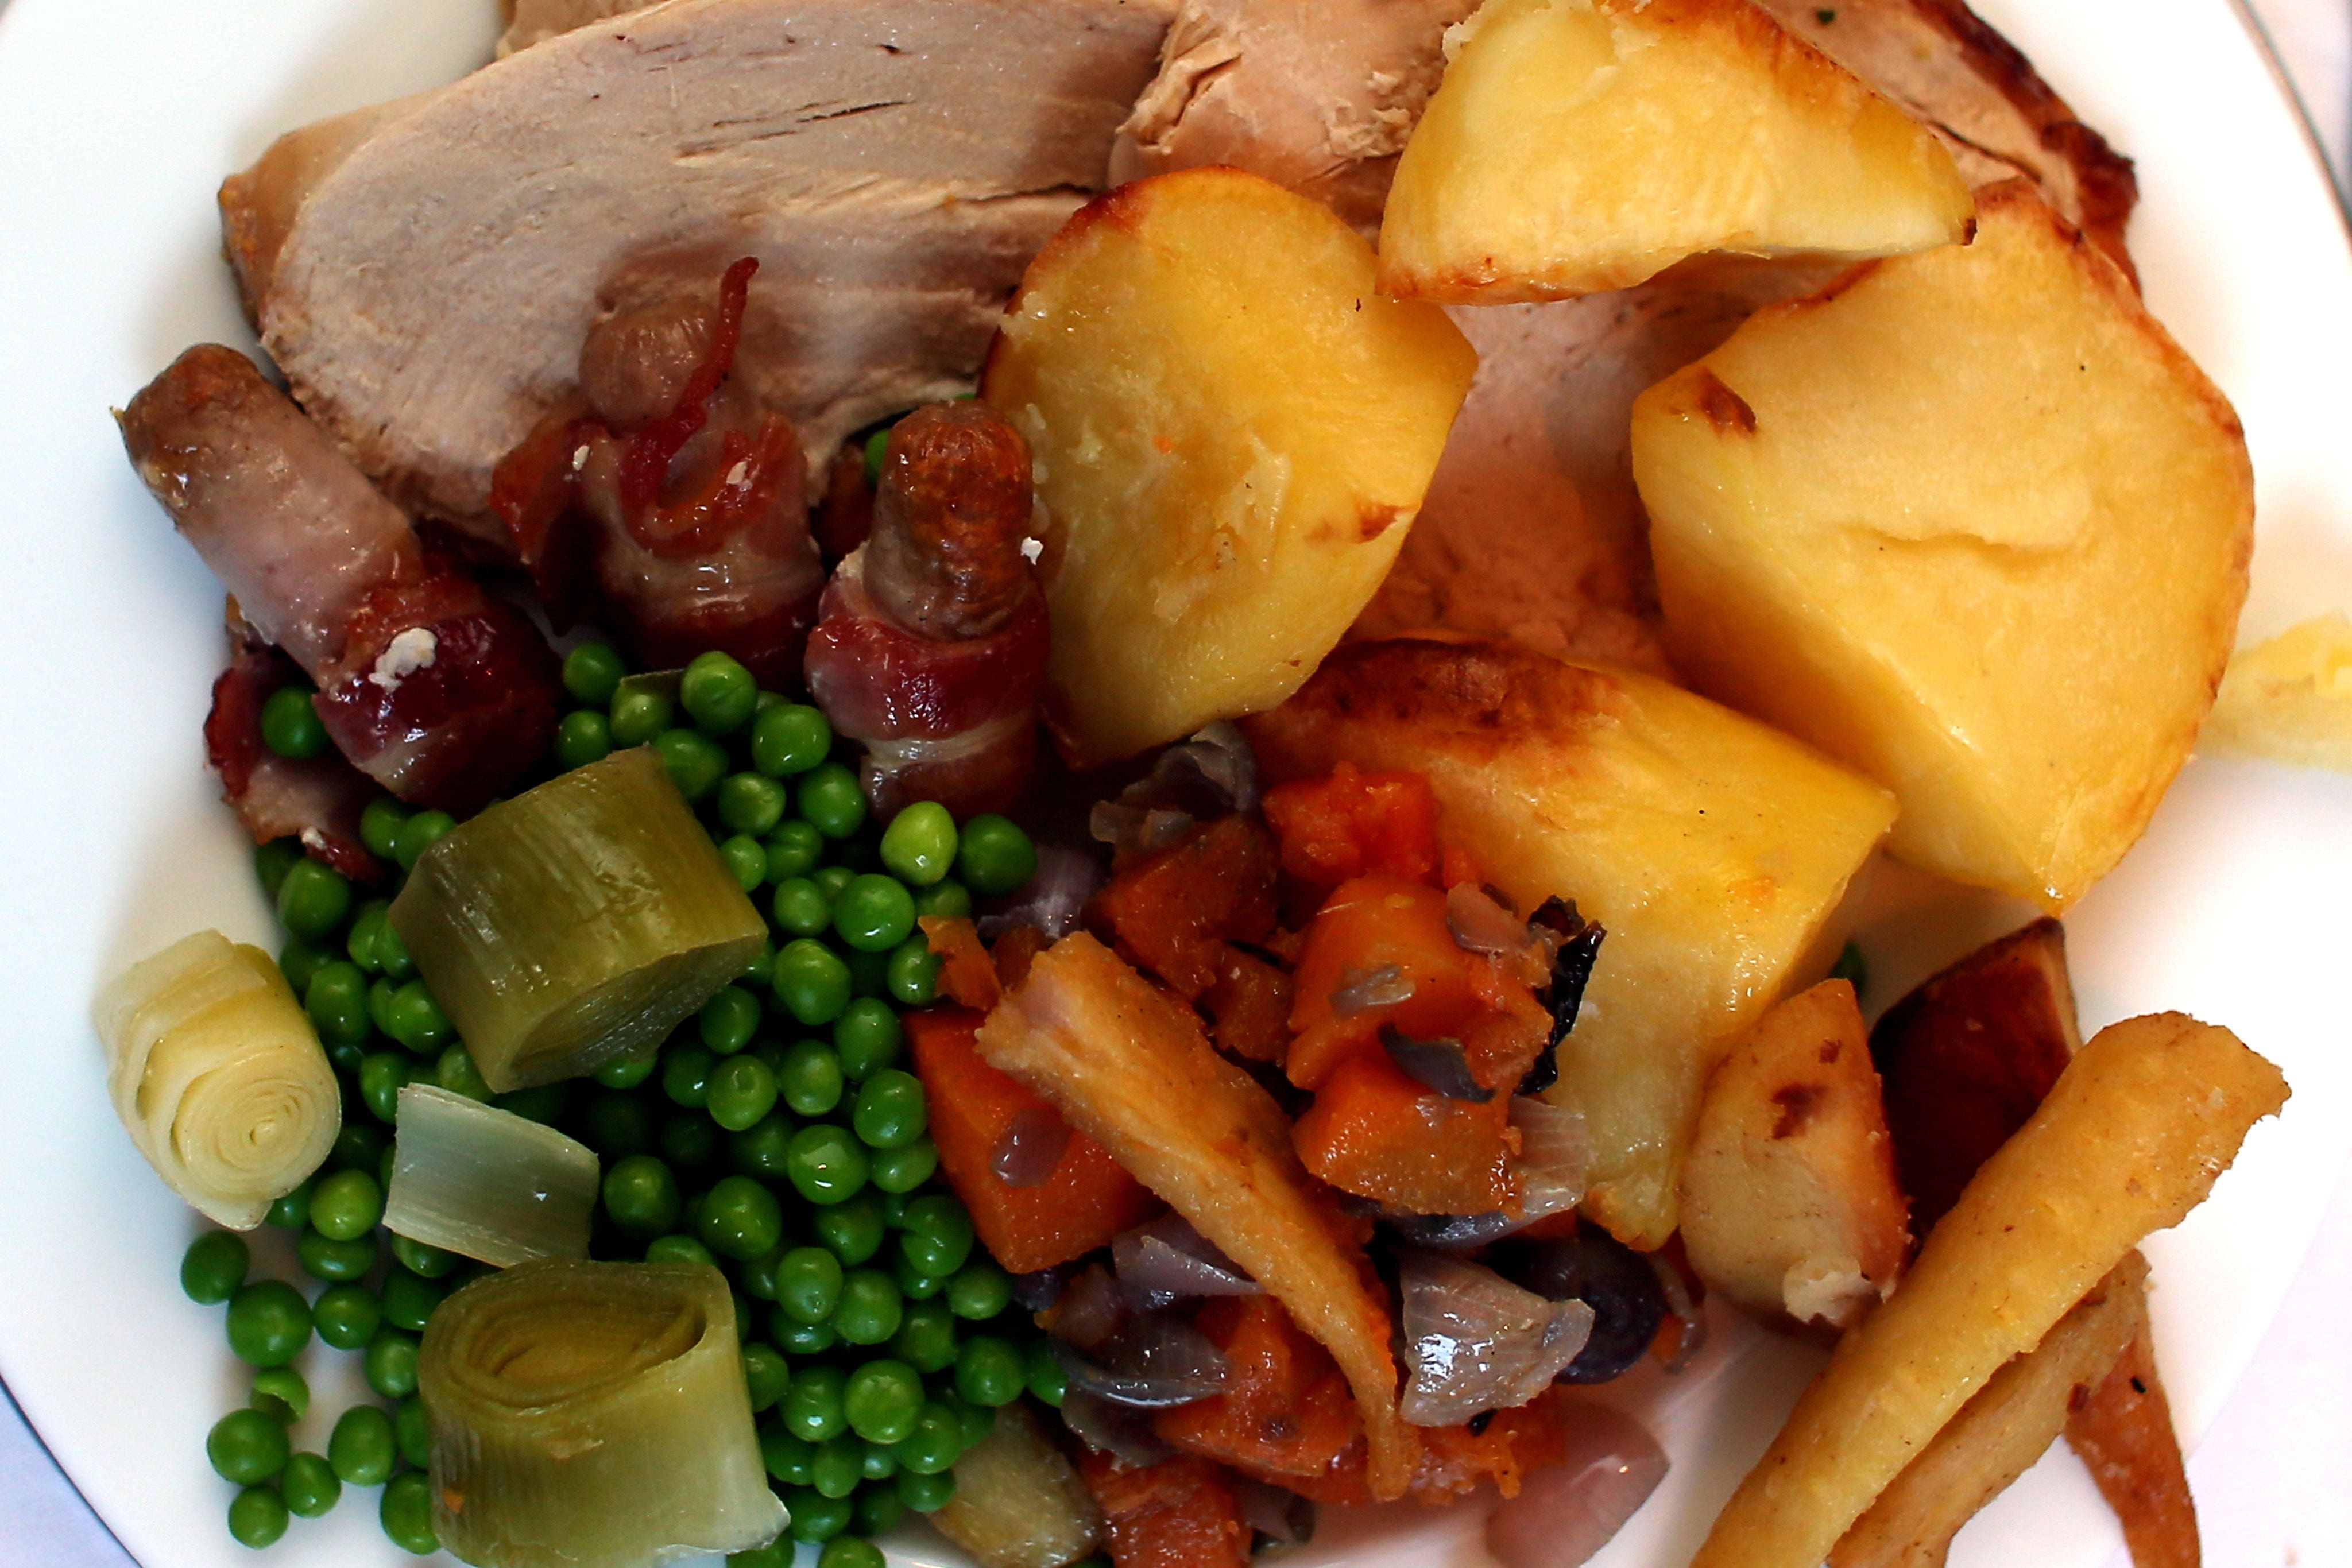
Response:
204,638,382,884
121,346,560,815
804,402,1048,818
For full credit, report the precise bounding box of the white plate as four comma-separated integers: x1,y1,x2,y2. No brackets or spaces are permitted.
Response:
1,1,2348,1565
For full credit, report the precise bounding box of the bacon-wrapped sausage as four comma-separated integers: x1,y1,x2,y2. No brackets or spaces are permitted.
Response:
121,346,560,816
493,258,825,686
204,625,382,882
804,402,1049,819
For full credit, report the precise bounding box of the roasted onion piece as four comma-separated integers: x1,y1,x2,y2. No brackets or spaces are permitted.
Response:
1054,1313,1232,1408
1396,1251,1594,1426
1113,1214,1259,1310
1484,1403,1669,1568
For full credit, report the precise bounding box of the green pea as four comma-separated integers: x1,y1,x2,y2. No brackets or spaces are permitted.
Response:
298,1227,376,1284
946,1260,1012,1322
817,1536,887,1568
360,798,409,861
717,772,790,838
898,1466,957,1513
378,923,420,988
774,939,853,1027
647,1233,718,1268
365,1329,421,1399
761,1423,816,1486
209,1407,291,1484
955,814,1037,896
856,1482,908,1536
610,684,674,748
661,1111,720,1175
831,874,916,954
265,1179,313,1231
861,1441,900,1482
707,1054,780,1133
579,1087,656,1160
384,982,453,1055
814,1193,886,1267
946,1394,996,1447
878,802,958,887
381,1471,440,1555
693,986,760,1057
833,999,903,1079
555,708,614,771
496,1082,568,1125
893,1251,946,1302
314,1283,381,1351
394,1394,430,1468
277,858,353,942
797,762,868,840
655,727,729,802
889,1300,958,1375
764,820,825,884
1026,1338,1067,1408
812,865,858,901
742,939,777,986
252,1365,314,1427
328,1121,388,1178
304,959,372,1048
311,1168,384,1241
227,1281,311,1367
849,1070,927,1151
783,1362,849,1443
280,1450,341,1519
682,651,759,734
870,1137,938,1196
277,934,331,996
604,1154,682,1236
771,876,833,939
787,1125,870,1206
718,833,768,892
777,1041,846,1116
834,1269,903,1346
392,810,455,874
435,1041,492,1101
256,837,305,899
912,880,973,922
652,1045,711,1112
698,1174,786,1260
784,1486,853,1544
328,1405,395,1486
391,1234,460,1279
563,642,627,708
355,1052,409,1124
843,1358,924,1445
775,1315,840,1356
776,1246,845,1325
954,1335,1026,1407
727,1112,796,1183
229,1482,289,1548
893,1401,966,1476
181,1230,249,1304
898,1197,975,1279
751,703,832,778
594,1046,660,1090
811,1434,863,1499
260,683,329,760
742,1341,792,1413
378,1268,445,1334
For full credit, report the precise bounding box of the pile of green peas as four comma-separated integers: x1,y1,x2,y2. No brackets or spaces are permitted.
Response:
198,642,1056,1560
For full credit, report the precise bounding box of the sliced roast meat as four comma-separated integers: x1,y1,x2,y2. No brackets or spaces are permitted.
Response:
204,637,382,884
119,346,561,814
223,0,1175,553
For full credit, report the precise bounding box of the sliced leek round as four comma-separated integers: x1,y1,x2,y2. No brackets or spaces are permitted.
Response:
420,1259,786,1567
92,930,340,1229
388,747,767,1092
385,1085,599,1267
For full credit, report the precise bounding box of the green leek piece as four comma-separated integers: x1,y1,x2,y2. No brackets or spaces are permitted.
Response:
389,748,767,1092
93,930,340,1229
385,1086,599,1267
420,1260,786,1567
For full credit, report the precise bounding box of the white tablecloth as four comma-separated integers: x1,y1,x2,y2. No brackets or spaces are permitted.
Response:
6,2,2349,1563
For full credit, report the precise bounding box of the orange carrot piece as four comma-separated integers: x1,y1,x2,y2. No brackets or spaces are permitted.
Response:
1292,1052,1517,1216
1155,1296,1370,1503
1090,815,1279,1000
1262,761,1441,889
1285,875,1484,1088
1200,944,1295,1063
920,916,1001,1012
1077,1450,1252,1568
906,1008,1157,1273
992,923,1051,990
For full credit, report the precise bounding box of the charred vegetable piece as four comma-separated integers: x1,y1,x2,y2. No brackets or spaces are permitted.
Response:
1491,1232,1667,1385
930,1400,1105,1568
94,931,340,1229
389,747,767,1091
383,1085,598,1267
1521,899,1604,1097
419,1260,784,1566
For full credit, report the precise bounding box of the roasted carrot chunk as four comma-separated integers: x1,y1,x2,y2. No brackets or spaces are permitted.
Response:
1411,1385,1585,1503
1077,1450,1251,1568
920,916,1002,1012
1291,1052,1517,1216
1090,815,1279,1000
1155,1296,1368,1502
906,1008,1157,1273
1262,761,1441,889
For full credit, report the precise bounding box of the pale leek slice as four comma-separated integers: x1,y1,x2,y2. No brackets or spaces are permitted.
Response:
388,747,766,1091
420,1260,786,1568
385,1086,598,1267
92,930,340,1229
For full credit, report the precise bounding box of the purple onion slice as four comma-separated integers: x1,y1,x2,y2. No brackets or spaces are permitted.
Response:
1397,1250,1593,1427
1052,1314,1229,1409
1113,1214,1258,1310
1331,963,1414,1016
1382,1025,1493,1103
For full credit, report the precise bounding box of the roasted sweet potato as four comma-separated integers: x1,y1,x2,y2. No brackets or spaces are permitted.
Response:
1291,1051,1518,1216
1155,1296,1368,1502
2068,1316,2201,1568
1077,1449,1251,1568
1090,814,1279,1000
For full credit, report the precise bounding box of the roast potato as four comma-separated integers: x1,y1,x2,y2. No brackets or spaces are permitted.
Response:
2204,611,2352,773
1680,979,1909,1334
1376,0,1971,301
1243,636,1895,1249
981,167,1476,768
1634,180,2253,910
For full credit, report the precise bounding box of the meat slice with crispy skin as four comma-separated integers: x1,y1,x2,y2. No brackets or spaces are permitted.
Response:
221,0,1174,553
